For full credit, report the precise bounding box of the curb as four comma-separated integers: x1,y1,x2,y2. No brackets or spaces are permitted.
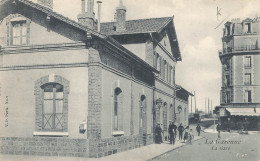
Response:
147,137,205,161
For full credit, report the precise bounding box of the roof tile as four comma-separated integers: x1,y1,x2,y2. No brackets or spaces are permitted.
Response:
101,17,173,35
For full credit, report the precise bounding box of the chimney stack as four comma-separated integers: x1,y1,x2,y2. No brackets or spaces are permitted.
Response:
37,0,53,9
77,0,97,30
97,1,102,32
115,0,126,32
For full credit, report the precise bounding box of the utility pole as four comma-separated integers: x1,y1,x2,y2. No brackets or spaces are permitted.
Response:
208,98,210,115
205,97,207,114
191,91,193,115
194,91,197,113
211,99,213,116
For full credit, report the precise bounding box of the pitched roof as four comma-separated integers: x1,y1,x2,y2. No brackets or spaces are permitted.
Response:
101,17,182,61
0,0,107,39
101,17,173,35
0,0,159,73
176,84,194,96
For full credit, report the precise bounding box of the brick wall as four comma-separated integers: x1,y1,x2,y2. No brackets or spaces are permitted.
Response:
88,47,102,139
0,137,88,157
88,134,153,158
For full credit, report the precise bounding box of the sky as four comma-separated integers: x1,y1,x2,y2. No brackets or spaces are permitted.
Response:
31,0,260,112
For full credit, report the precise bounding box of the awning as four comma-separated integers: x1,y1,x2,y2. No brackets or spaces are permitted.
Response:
226,108,260,116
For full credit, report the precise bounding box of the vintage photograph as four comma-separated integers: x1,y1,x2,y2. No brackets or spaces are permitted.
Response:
0,0,259,160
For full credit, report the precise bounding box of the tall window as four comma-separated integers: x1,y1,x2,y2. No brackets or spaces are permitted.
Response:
157,55,161,72
244,56,251,68
245,23,251,33
245,73,251,85
225,75,230,86
11,21,27,45
114,88,122,131
169,66,172,84
226,91,230,103
161,59,164,79
140,95,146,134
226,26,231,35
244,90,252,103
163,103,167,131
42,83,64,131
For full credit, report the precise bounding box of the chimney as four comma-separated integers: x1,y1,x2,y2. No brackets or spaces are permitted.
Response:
97,1,102,32
37,0,53,9
115,0,126,32
77,0,97,30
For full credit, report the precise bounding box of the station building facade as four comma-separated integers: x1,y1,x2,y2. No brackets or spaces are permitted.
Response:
0,0,191,158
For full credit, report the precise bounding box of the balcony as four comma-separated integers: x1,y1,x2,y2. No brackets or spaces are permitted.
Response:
222,44,259,54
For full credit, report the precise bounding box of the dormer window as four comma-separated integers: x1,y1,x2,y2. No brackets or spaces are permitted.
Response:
6,14,31,46
11,21,27,45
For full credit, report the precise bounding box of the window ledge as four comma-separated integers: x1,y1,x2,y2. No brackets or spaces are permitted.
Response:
112,131,124,136
33,131,69,137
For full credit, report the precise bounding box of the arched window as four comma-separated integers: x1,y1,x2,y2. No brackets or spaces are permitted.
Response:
177,106,182,124
34,75,69,133
42,83,64,130
140,95,146,134
114,88,123,131
163,102,167,131
169,104,173,121
169,66,172,84
157,55,161,73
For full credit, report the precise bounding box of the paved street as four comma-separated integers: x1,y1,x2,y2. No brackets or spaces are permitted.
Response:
152,130,260,161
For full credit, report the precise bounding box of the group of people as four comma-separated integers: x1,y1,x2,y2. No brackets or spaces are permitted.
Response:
155,121,202,145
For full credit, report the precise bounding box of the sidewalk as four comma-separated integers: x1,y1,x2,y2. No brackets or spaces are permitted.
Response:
0,136,203,161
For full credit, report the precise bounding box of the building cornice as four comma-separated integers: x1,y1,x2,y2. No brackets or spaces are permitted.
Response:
219,50,260,57
154,88,174,98
0,42,87,54
0,63,89,71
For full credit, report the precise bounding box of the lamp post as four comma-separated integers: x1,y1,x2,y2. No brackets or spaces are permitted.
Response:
153,98,162,142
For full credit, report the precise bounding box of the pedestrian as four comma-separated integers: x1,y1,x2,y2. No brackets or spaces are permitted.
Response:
155,123,163,144
187,129,194,145
183,126,189,143
216,123,221,139
168,120,175,144
172,122,177,138
196,124,201,136
178,123,184,141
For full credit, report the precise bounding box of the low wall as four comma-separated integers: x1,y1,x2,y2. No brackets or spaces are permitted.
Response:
89,134,153,158
0,134,154,158
0,137,89,157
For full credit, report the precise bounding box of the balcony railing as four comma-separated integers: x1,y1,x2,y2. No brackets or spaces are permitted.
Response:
222,44,259,54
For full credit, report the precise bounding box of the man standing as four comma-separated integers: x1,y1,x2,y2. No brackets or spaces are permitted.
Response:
216,123,221,138
196,124,201,136
178,123,184,140
168,121,175,144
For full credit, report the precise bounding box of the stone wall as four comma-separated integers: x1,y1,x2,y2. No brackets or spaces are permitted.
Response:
0,137,89,157
88,134,153,158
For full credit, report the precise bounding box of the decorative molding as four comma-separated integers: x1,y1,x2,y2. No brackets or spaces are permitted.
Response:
1,42,86,54
0,63,89,71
